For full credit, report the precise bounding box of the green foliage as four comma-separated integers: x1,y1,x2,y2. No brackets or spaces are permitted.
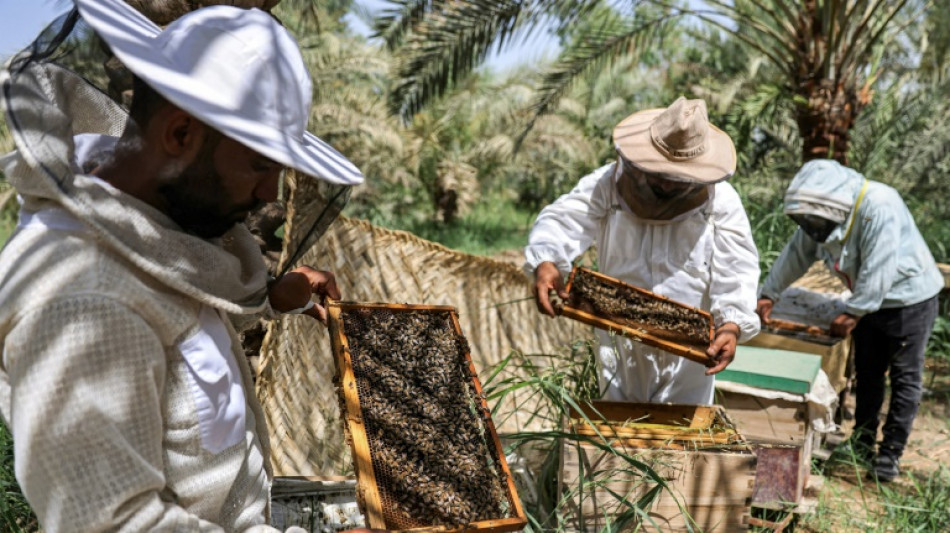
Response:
804,465,950,532
483,343,678,530
382,0,603,119
732,180,797,281
358,191,536,256
878,469,950,531
927,298,950,389
0,421,37,533
273,0,354,34
517,4,680,145
380,0,923,163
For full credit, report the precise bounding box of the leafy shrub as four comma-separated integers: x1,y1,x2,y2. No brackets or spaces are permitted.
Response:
0,421,37,532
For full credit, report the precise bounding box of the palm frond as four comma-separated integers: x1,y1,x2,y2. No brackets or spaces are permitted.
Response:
374,0,436,49
835,0,914,86
698,0,798,69
389,0,529,120
724,81,798,171
681,1,797,79
516,11,681,149
386,0,608,120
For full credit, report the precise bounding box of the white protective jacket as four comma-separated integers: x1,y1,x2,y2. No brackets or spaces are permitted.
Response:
525,163,761,404
0,63,296,532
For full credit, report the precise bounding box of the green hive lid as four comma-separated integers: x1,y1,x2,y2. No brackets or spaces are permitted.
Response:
717,345,822,395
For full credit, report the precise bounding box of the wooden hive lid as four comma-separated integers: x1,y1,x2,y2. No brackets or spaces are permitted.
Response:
717,346,822,395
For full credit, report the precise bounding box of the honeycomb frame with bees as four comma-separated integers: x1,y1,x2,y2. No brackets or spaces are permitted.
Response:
559,266,716,366
326,302,527,532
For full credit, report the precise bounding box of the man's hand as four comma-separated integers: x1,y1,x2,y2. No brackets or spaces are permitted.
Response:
267,266,342,324
705,322,740,376
830,312,859,338
755,298,774,325
533,261,568,317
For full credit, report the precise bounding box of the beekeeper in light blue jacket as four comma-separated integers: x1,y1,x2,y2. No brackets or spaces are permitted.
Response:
757,159,943,483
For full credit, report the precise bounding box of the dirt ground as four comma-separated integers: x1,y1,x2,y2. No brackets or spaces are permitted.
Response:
898,370,950,473
796,360,950,531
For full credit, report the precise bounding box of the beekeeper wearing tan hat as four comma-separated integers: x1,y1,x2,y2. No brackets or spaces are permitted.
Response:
526,97,761,404
0,0,374,531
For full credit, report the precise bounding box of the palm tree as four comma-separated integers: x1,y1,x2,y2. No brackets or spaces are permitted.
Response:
122,0,282,24
379,0,923,165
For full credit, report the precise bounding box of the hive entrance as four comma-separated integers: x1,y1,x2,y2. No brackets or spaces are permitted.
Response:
338,306,513,530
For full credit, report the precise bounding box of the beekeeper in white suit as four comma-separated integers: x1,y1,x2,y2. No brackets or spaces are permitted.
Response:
525,97,761,404
0,1,373,531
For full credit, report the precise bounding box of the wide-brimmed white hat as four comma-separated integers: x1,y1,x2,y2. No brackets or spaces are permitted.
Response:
613,97,736,184
75,0,363,185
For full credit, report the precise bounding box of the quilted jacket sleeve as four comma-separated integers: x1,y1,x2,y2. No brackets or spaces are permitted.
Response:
524,164,614,276
707,184,761,342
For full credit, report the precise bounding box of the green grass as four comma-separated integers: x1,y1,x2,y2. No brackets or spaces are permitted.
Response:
370,195,536,257
0,217,13,248
484,344,688,531
0,421,37,532
801,459,950,532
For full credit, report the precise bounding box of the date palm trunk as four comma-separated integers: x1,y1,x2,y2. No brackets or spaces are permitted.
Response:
795,79,863,165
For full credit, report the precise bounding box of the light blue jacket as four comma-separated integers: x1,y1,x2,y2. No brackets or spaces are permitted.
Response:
761,160,943,316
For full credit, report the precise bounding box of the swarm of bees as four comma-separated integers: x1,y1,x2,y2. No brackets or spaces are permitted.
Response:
341,309,510,528
570,269,711,344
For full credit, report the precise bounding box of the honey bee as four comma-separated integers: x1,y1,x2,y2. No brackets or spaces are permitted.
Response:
338,308,513,526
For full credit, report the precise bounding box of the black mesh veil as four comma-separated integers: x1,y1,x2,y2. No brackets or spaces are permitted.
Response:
2,9,127,193
2,6,350,279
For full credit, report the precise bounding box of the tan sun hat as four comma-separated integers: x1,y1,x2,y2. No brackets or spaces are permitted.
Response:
612,96,737,183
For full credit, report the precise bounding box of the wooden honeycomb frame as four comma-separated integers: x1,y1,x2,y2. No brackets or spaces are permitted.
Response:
566,401,746,451
560,266,716,366
327,301,527,533
763,317,838,345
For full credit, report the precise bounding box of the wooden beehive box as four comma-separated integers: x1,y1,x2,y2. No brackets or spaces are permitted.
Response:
561,267,715,366
559,401,756,532
751,283,852,394
327,302,527,532
271,476,363,531
716,346,826,510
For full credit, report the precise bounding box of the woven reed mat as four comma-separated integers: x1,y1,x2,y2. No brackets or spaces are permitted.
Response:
791,261,950,293
791,262,849,293
255,215,592,476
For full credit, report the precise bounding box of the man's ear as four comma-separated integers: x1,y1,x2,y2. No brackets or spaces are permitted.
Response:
160,108,206,159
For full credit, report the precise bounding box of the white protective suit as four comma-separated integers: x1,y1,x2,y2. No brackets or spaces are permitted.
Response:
525,163,761,404
0,58,319,532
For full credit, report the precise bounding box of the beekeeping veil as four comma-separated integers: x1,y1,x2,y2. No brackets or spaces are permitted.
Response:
1,3,359,313
612,97,737,220
784,159,861,225
783,160,866,243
